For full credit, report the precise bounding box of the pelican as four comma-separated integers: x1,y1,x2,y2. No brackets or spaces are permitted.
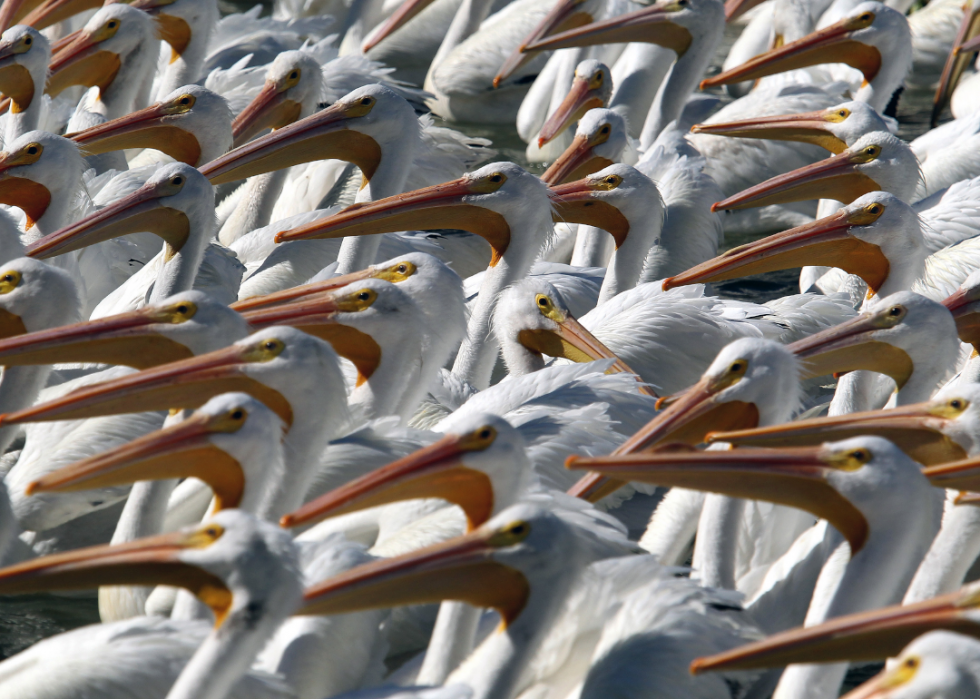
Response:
703,2,912,113
540,108,635,185
0,25,49,145
524,0,726,150
532,58,612,158
272,161,554,389
66,85,234,168
572,435,943,699
0,509,304,698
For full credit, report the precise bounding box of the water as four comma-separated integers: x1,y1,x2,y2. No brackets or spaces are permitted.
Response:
0,5,946,687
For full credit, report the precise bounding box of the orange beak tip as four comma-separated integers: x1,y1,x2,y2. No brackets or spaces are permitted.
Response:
537,137,546,149
274,232,285,244
661,278,675,292
24,481,40,496
564,455,580,469
492,76,502,88
710,202,722,213
699,79,710,90
654,396,667,410
689,659,706,675
279,514,294,528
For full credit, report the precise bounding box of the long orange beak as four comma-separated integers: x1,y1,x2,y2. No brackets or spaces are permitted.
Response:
708,147,883,212
0,0,46,32
362,0,439,53
231,80,301,148
537,75,606,148
25,176,191,259
942,283,980,350
25,410,247,510
0,304,202,369
230,258,417,311
68,100,204,166
522,2,693,58
708,398,970,465
691,110,850,154
923,456,980,492
19,0,101,32
700,13,881,89
282,432,495,530
549,176,629,248
0,524,235,626
45,23,122,99
494,0,598,87
0,340,294,428
568,372,761,502
300,523,530,626
567,445,870,553
240,293,381,387
932,5,980,127
272,177,511,267
200,100,381,185
541,132,615,185
691,582,980,673
786,310,914,387
662,205,889,293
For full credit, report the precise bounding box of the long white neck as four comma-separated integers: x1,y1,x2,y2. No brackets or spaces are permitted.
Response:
0,364,50,453
334,126,419,275
166,576,302,699
499,334,546,377
3,96,41,146
452,261,519,389
571,226,613,269
149,212,215,303
638,28,723,150
599,227,658,305
155,13,216,102
418,601,482,684
101,41,158,119
217,170,289,247
423,0,495,91
904,499,980,604
352,333,420,423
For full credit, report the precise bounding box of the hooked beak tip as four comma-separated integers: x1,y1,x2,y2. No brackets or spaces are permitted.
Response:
661,278,676,292
564,455,580,469
274,232,286,244
710,202,723,212
492,76,502,88
279,514,295,527
537,137,546,148
24,481,39,496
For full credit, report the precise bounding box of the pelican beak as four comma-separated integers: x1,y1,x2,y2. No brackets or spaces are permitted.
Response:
568,445,870,553
708,398,971,466
25,174,191,259
942,284,980,350
0,523,234,625
231,258,417,311
299,523,530,626
662,204,889,293
241,289,381,387
724,0,768,22
0,36,38,114
362,0,438,53
46,22,122,99
495,0,597,86
200,99,381,185
839,662,929,699
691,581,980,673
700,12,881,89
708,145,883,212
924,456,980,492
25,409,248,510
541,132,614,185
567,371,761,502
231,80,301,148
273,175,512,267
931,5,980,127
690,109,850,154
139,0,193,65
19,0,101,32
0,337,294,428
550,175,629,247
0,0,43,32
522,2,693,58
537,75,607,148
0,148,52,230
0,303,201,369
786,308,914,387
67,100,203,166
282,431,498,530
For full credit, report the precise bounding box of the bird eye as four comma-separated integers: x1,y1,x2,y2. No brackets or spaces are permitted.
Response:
839,110,846,117
358,291,371,301
730,362,742,372
176,305,188,314
509,523,527,535
264,341,277,350
23,37,30,45
860,12,871,21
478,427,493,440
600,125,610,133
107,20,118,30
361,97,372,105
889,305,903,316
26,145,37,155
231,409,244,420
904,657,918,669
869,204,880,214
171,176,183,186
397,264,407,273
489,174,502,183
951,399,964,409
289,71,299,80
538,296,549,307
851,450,867,460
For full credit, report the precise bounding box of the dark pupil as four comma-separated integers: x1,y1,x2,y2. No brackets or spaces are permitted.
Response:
852,451,864,459
24,37,30,44
538,298,547,306
3,275,11,282
491,175,501,182
607,177,615,184
207,528,217,536
290,72,298,79
867,147,875,154
173,177,182,185
480,429,491,439
181,98,189,104
871,206,879,213
511,524,525,535
601,126,609,133
840,111,845,116
265,341,277,350
109,21,116,28
952,400,962,409
27,146,36,154
397,265,406,272
890,307,901,315
358,292,369,300
361,98,371,105
862,13,870,19
731,363,741,372
232,410,243,420
177,305,187,313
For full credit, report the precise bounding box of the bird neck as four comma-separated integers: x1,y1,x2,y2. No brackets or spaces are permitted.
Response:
452,260,517,389
101,39,158,119
499,330,547,377
639,26,724,150
3,91,41,146
165,574,303,699
217,169,289,248
149,212,215,303
351,326,422,423
0,364,51,454
600,214,661,304
425,0,496,90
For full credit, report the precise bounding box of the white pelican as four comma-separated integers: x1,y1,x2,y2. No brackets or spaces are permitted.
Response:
273,161,554,389
529,58,612,162
574,435,943,699
703,2,912,113
540,107,636,186
524,0,727,149
66,84,234,169
0,509,304,698
0,25,49,145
